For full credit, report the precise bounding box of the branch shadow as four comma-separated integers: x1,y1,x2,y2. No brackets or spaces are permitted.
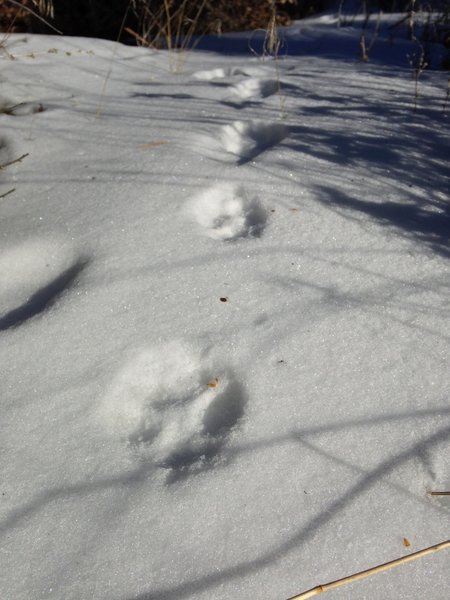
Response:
0,460,156,535
315,185,450,258
285,121,449,185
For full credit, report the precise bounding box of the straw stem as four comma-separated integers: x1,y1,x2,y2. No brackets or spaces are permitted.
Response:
286,539,450,600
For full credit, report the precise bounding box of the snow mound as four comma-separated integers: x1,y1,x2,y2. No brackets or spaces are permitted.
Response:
230,78,279,100
192,66,270,80
193,67,233,80
0,239,88,330
220,119,287,162
100,341,246,474
188,182,267,241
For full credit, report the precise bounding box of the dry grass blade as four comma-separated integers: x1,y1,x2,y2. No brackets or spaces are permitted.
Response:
132,0,207,71
140,141,168,148
31,0,54,19
96,2,131,118
163,0,172,51
285,539,450,600
265,2,280,57
163,0,208,71
180,0,208,49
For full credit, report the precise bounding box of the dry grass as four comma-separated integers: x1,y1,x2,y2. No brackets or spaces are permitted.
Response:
131,0,208,71
0,152,28,199
0,1,307,39
0,0,60,33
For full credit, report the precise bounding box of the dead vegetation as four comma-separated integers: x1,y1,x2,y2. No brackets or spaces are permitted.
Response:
0,1,313,41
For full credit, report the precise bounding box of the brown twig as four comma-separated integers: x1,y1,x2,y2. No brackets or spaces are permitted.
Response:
285,539,450,600
0,187,15,199
429,491,450,496
124,26,155,48
140,141,168,148
0,152,29,170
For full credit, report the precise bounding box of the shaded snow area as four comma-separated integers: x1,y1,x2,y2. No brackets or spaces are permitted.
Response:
1,13,450,600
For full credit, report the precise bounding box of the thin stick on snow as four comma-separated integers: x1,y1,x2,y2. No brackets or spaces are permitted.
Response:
0,153,29,170
0,188,15,199
285,539,450,600
429,491,450,496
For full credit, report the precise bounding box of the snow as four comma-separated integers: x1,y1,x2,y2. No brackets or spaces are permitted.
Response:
100,340,245,472
187,182,266,240
1,12,449,600
219,120,288,162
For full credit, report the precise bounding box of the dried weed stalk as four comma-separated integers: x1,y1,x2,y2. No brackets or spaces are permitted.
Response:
286,539,450,600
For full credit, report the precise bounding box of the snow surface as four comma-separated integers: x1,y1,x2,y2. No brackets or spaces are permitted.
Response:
0,12,449,600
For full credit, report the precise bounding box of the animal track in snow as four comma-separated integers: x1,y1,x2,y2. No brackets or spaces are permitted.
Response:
220,120,287,163
192,66,271,81
226,78,279,104
191,120,287,164
188,182,267,241
101,341,246,476
193,67,234,81
0,239,88,330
